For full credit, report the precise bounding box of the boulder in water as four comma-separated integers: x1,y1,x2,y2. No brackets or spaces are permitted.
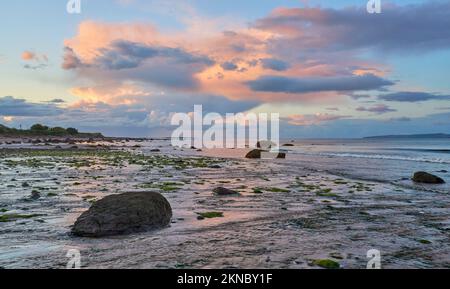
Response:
412,172,445,184
72,192,172,237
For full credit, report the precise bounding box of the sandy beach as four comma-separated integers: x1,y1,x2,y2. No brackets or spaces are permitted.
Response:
1,138,449,269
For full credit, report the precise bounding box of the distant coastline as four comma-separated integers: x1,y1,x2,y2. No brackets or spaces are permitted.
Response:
0,124,103,139
363,133,450,140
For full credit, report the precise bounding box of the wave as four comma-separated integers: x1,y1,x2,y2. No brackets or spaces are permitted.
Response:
291,151,450,164
382,148,450,154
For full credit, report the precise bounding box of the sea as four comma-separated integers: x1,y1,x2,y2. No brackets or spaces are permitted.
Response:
281,138,450,194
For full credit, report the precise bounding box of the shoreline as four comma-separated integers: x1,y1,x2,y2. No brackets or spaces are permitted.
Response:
0,140,449,269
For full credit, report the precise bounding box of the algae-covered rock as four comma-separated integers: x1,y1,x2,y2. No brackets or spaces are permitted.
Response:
72,192,172,237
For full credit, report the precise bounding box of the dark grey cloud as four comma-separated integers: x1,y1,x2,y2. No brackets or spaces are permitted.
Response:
0,96,62,117
62,47,81,70
94,40,214,70
389,117,412,122
24,63,48,70
260,58,290,71
47,99,66,104
349,93,372,100
356,104,397,114
246,74,394,94
379,91,450,102
221,61,239,71
254,2,450,53
1,94,260,137
62,40,215,89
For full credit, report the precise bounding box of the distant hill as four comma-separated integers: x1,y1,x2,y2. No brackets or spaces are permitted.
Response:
364,133,450,139
0,124,103,138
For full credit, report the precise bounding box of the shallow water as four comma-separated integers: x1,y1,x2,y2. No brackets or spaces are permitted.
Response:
0,139,449,269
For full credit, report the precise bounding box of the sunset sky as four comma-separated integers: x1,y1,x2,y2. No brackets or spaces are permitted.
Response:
1,0,449,137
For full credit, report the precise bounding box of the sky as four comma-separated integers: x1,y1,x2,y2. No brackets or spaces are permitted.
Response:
0,0,449,138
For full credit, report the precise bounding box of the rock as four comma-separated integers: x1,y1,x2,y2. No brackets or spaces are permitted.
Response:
256,140,276,149
246,149,264,158
150,149,161,152
277,152,287,159
438,170,448,173
412,171,445,184
213,187,241,196
72,192,172,237
208,165,221,169
245,149,286,159
30,190,41,200
282,143,295,147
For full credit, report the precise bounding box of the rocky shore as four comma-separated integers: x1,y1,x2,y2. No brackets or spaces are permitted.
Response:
0,139,449,269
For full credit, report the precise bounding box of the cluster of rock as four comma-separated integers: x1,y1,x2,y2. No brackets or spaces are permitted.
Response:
245,141,287,159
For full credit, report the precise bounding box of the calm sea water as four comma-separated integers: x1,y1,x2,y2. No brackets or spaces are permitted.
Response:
284,138,450,194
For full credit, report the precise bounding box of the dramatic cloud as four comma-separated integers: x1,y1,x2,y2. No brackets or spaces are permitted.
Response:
356,104,397,114
0,96,62,117
0,94,259,136
63,40,215,89
247,74,394,94
93,40,214,70
57,1,450,132
379,91,450,102
254,2,450,53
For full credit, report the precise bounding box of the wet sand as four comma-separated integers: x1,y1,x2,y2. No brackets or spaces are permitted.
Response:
0,139,449,269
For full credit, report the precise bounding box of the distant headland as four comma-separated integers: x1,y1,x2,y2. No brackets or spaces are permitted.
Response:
364,133,450,139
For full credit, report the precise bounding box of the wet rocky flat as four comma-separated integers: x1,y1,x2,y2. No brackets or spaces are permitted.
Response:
0,141,449,269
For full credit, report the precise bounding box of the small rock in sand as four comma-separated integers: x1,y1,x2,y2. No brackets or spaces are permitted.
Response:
256,140,276,149
212,187,241,196
72,192,172,237
412,171,445,184
30,190,41,200
245,149,286,159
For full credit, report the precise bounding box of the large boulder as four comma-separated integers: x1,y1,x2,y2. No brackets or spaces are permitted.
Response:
245,149,286,159
72,192,172,237
412,172,445,184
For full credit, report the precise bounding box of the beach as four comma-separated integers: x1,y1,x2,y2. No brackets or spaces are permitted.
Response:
0,138,449,269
